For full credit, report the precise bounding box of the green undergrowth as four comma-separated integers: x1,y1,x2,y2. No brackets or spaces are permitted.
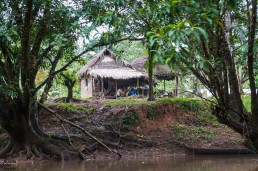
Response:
105,99,137,107
56,103,93,115
121,108,139,131
170,124,214,143
146,105,161,120
197,111,219,127
158,98,218,126
105,97,203,108
157,97,203,112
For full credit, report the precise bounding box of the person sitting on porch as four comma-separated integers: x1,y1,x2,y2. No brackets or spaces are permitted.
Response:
117,88,123,97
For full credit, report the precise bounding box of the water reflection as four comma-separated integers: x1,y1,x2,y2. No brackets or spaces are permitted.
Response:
1,155,258,171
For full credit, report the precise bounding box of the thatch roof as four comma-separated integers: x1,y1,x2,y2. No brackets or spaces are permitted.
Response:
131,56,148,73
77,48,146,80
154,64,175,80
88,68,145,80
131,55,175,80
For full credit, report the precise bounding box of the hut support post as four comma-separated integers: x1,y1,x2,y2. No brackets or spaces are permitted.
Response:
137,78,139,97
92,76,94,97
175,76,178,97
115,80,117,99
101,78,104,99
164,80,166,92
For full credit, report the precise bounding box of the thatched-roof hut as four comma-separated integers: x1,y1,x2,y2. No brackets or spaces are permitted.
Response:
77,48,148,99
131,55,175,80
131,55,178,95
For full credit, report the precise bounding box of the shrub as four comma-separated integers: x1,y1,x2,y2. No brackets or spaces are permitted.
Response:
157,97,203,112
146,105,161,120
56,103,89,113
57,103,77,113
121,108,139,131
170,124,213,143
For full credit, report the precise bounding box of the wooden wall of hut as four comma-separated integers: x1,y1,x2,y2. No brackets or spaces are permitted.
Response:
92,77,101,98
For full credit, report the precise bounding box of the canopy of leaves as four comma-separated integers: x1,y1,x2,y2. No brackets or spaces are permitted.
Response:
0,0,106,100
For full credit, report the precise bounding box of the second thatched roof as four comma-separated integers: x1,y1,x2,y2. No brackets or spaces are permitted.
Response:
77,48,147,80
131,55,175,80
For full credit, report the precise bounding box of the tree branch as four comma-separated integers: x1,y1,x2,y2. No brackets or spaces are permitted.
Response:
31,2,50,70
20,0,33,90
36,45,54,69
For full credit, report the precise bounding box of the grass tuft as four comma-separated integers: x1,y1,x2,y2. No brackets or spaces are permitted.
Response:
104,99,137,107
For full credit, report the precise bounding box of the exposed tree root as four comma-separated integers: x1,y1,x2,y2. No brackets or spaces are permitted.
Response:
31,144,42,159
61,124,73,146
0,132,82,161
0,101,122,161
0,137,14,158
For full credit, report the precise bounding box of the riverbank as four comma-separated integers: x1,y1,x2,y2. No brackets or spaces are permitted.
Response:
0,97,248,160
39,98,247,160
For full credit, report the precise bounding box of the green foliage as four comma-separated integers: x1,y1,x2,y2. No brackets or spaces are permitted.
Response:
157,97,203,111
170,124,189,142
112,40,147,62
180,100,202,112
156,80,175,92
193,127,213,141
156,97,196,103
84,107,95,121
0,0,106,104
56,103,86,113
158,97,218,126
197,111,219,127
105,99,137,107
85,107,95,116
57,103,77,113
121,108,139,131
60,70,77,85
171,124,213,143
146,105,161,120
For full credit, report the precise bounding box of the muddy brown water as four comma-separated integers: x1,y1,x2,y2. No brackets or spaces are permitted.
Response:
1,155,258,171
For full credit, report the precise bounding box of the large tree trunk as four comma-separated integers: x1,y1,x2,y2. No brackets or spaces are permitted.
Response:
66,85,74,102
65,80,76,103
148,48,155,101
0,98,79,160
247,0,258,149
67,86,73,101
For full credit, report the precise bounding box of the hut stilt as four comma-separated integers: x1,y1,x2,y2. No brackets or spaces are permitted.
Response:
164,80,166,92
101,78,104,99
115,80,117,99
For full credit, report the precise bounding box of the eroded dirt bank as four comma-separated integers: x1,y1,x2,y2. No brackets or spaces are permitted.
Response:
37,98,247,160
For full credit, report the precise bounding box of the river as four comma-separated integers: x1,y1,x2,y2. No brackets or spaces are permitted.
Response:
1,155,258,171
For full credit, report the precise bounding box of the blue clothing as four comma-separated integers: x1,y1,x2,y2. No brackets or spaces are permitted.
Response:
130,90,138,96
